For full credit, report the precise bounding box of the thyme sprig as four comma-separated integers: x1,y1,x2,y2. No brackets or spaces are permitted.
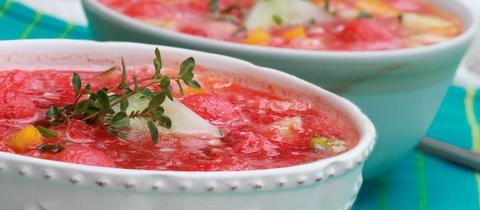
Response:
37,48,201,152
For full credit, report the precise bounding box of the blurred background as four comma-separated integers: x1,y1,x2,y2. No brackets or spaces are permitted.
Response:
16,0,480,87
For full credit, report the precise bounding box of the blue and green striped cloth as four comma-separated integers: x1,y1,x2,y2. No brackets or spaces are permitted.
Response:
0,0,89,39
355,87,480,210
1,0,479,209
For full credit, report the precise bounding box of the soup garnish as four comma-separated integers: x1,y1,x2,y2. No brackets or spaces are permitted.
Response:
28,48,220,153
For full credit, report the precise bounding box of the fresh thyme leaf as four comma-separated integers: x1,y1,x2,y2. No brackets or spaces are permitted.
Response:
102,86,110,92
118,57,127,89
185,79,201,89
179,57,200,90
157,115,172,129
147,93,167,112
96,90,110,115
111,112,130,128
36,126,59,138
153,60,161,80
82,103,100,122
37,142,65,154
272,14,283,25
160,76,171,87
83,83,91,94
153,48,162,79
72,73,81,97
147,120,159,144
180,57,195,79
160,76,173,100
46,106,62,126
120,98,129,112
164,86,174,100
155,47,162,63
124,88,133,94
209,0,219,13
73,100,92,115
156,106,165,114
88,92,97,100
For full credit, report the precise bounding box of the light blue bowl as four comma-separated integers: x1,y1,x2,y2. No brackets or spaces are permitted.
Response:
82,0,478,178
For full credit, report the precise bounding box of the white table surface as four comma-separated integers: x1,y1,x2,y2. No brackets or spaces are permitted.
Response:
15,0,480,87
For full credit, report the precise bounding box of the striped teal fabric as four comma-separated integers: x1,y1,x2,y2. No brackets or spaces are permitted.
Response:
1,0,478,209
0,0,89,39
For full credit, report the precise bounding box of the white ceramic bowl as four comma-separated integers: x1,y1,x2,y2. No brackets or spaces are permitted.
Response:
82,0,478,178
0,40,375,210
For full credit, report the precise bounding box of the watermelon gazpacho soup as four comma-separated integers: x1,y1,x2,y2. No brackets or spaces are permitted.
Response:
100,0,463,51
0,49,357,171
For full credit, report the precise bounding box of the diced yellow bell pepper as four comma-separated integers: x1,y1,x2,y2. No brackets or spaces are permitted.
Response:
183,86,208,95
282,27,306,40
314,0,323,5
4,125,43,151
355,0,399,17
314,0,328,7
244,28,271,45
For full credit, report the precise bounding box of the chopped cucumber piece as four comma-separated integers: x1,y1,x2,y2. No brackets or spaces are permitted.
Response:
245,0,330,30
116,94,223,139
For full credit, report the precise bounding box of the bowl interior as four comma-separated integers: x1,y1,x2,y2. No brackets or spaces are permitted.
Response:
0,39,375,178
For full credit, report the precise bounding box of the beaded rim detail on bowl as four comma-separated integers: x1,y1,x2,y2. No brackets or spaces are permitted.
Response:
0,141,374,192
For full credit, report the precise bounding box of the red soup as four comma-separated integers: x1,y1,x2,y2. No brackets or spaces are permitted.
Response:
0,62,357,171
101,0,462,51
